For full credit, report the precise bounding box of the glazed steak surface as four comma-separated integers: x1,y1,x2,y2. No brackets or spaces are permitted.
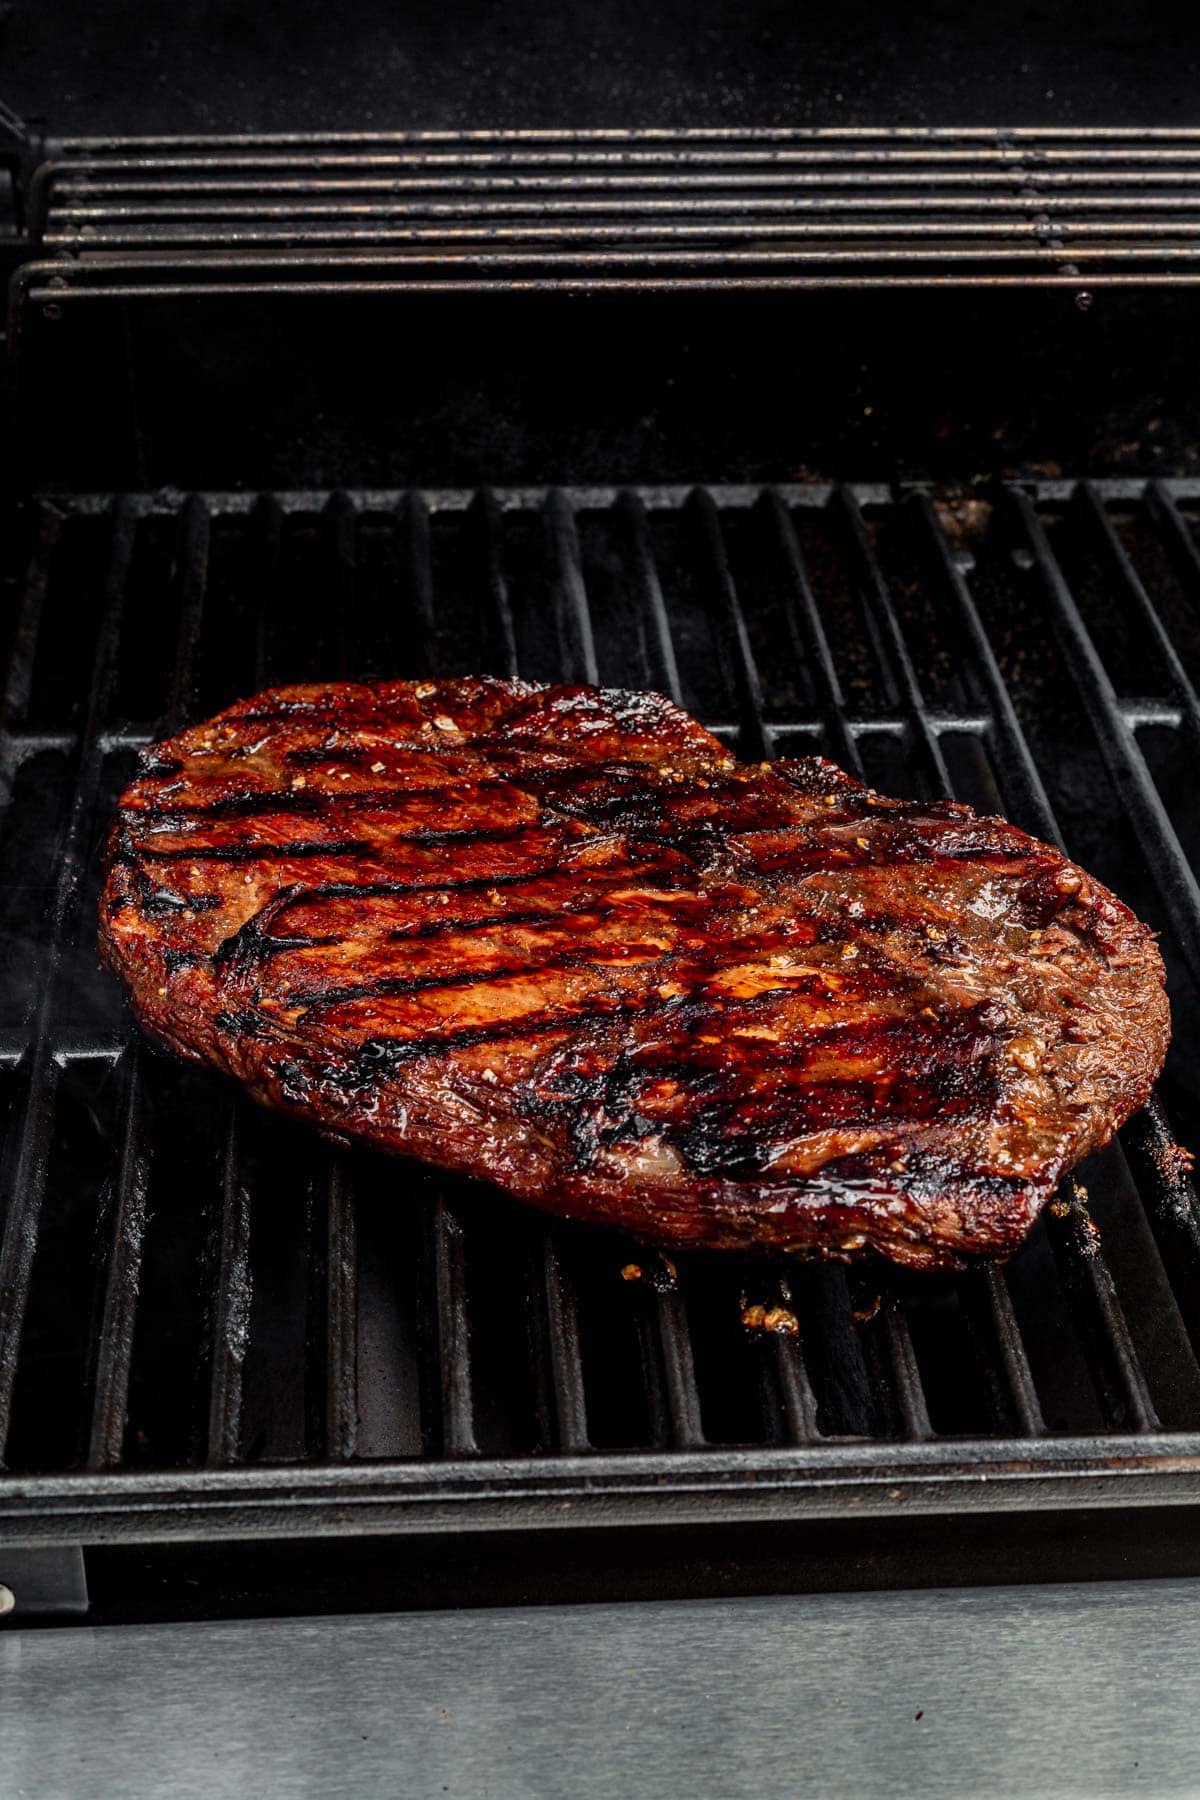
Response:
100,678,1169,1270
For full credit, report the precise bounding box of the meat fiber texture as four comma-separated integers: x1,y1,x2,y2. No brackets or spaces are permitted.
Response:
100,678,1169,1270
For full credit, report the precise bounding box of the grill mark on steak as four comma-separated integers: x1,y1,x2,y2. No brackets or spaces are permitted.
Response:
99,677,1170,1270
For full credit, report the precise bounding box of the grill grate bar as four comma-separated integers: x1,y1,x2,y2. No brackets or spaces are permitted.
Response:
468,490,519,680
735,1268,822,1444
616,490,682,706
538,1238,589,1452
321,1161,359,1461
0,499,138,1463
85,1052,151,1469
545,490,598,688
57,190,1200,214
430,1195,476,1456
881,1308,934,1440
653,1288,706,1449
205,1113,252,1466
975,1267,1047,1436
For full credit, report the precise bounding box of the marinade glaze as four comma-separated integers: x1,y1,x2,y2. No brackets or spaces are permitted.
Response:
100,678,1169,1269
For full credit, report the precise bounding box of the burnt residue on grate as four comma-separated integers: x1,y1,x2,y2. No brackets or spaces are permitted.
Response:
2,479,1200,1538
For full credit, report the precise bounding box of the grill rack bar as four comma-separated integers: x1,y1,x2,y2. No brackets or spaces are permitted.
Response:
0,479,1199,1530
17,127,1200,313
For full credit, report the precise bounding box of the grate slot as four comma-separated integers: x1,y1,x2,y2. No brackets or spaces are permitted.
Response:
689,487,771,761
760,489,857,769
167,495,210,727
1146,482,1200,617
250,494,284,689
835,486,952,795
1,505,61,730
911,492,1059,840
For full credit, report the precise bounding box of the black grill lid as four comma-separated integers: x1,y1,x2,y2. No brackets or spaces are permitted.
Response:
2,2,1198,137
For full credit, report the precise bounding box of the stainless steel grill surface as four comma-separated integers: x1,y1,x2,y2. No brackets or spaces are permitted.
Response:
2,478,1200,1546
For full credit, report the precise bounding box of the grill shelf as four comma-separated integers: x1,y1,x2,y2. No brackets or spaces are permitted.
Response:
3,477,1200,1547
18,126,1200,338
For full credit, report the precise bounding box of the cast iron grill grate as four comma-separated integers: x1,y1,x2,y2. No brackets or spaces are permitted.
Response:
2,477,1200,1544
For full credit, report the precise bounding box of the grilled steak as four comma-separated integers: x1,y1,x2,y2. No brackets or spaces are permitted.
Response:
100,677,1169,1269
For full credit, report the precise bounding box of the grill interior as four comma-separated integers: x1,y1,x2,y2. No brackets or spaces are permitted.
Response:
3,477,1200,1542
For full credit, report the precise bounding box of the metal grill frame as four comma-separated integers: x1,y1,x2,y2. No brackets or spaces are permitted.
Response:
2,476,1200,1550
17,125,1200,350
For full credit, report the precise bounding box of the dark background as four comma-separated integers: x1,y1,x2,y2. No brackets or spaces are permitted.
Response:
1,2,1196,136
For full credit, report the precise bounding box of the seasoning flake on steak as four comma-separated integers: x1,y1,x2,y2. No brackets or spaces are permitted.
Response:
99,678,1170,1269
